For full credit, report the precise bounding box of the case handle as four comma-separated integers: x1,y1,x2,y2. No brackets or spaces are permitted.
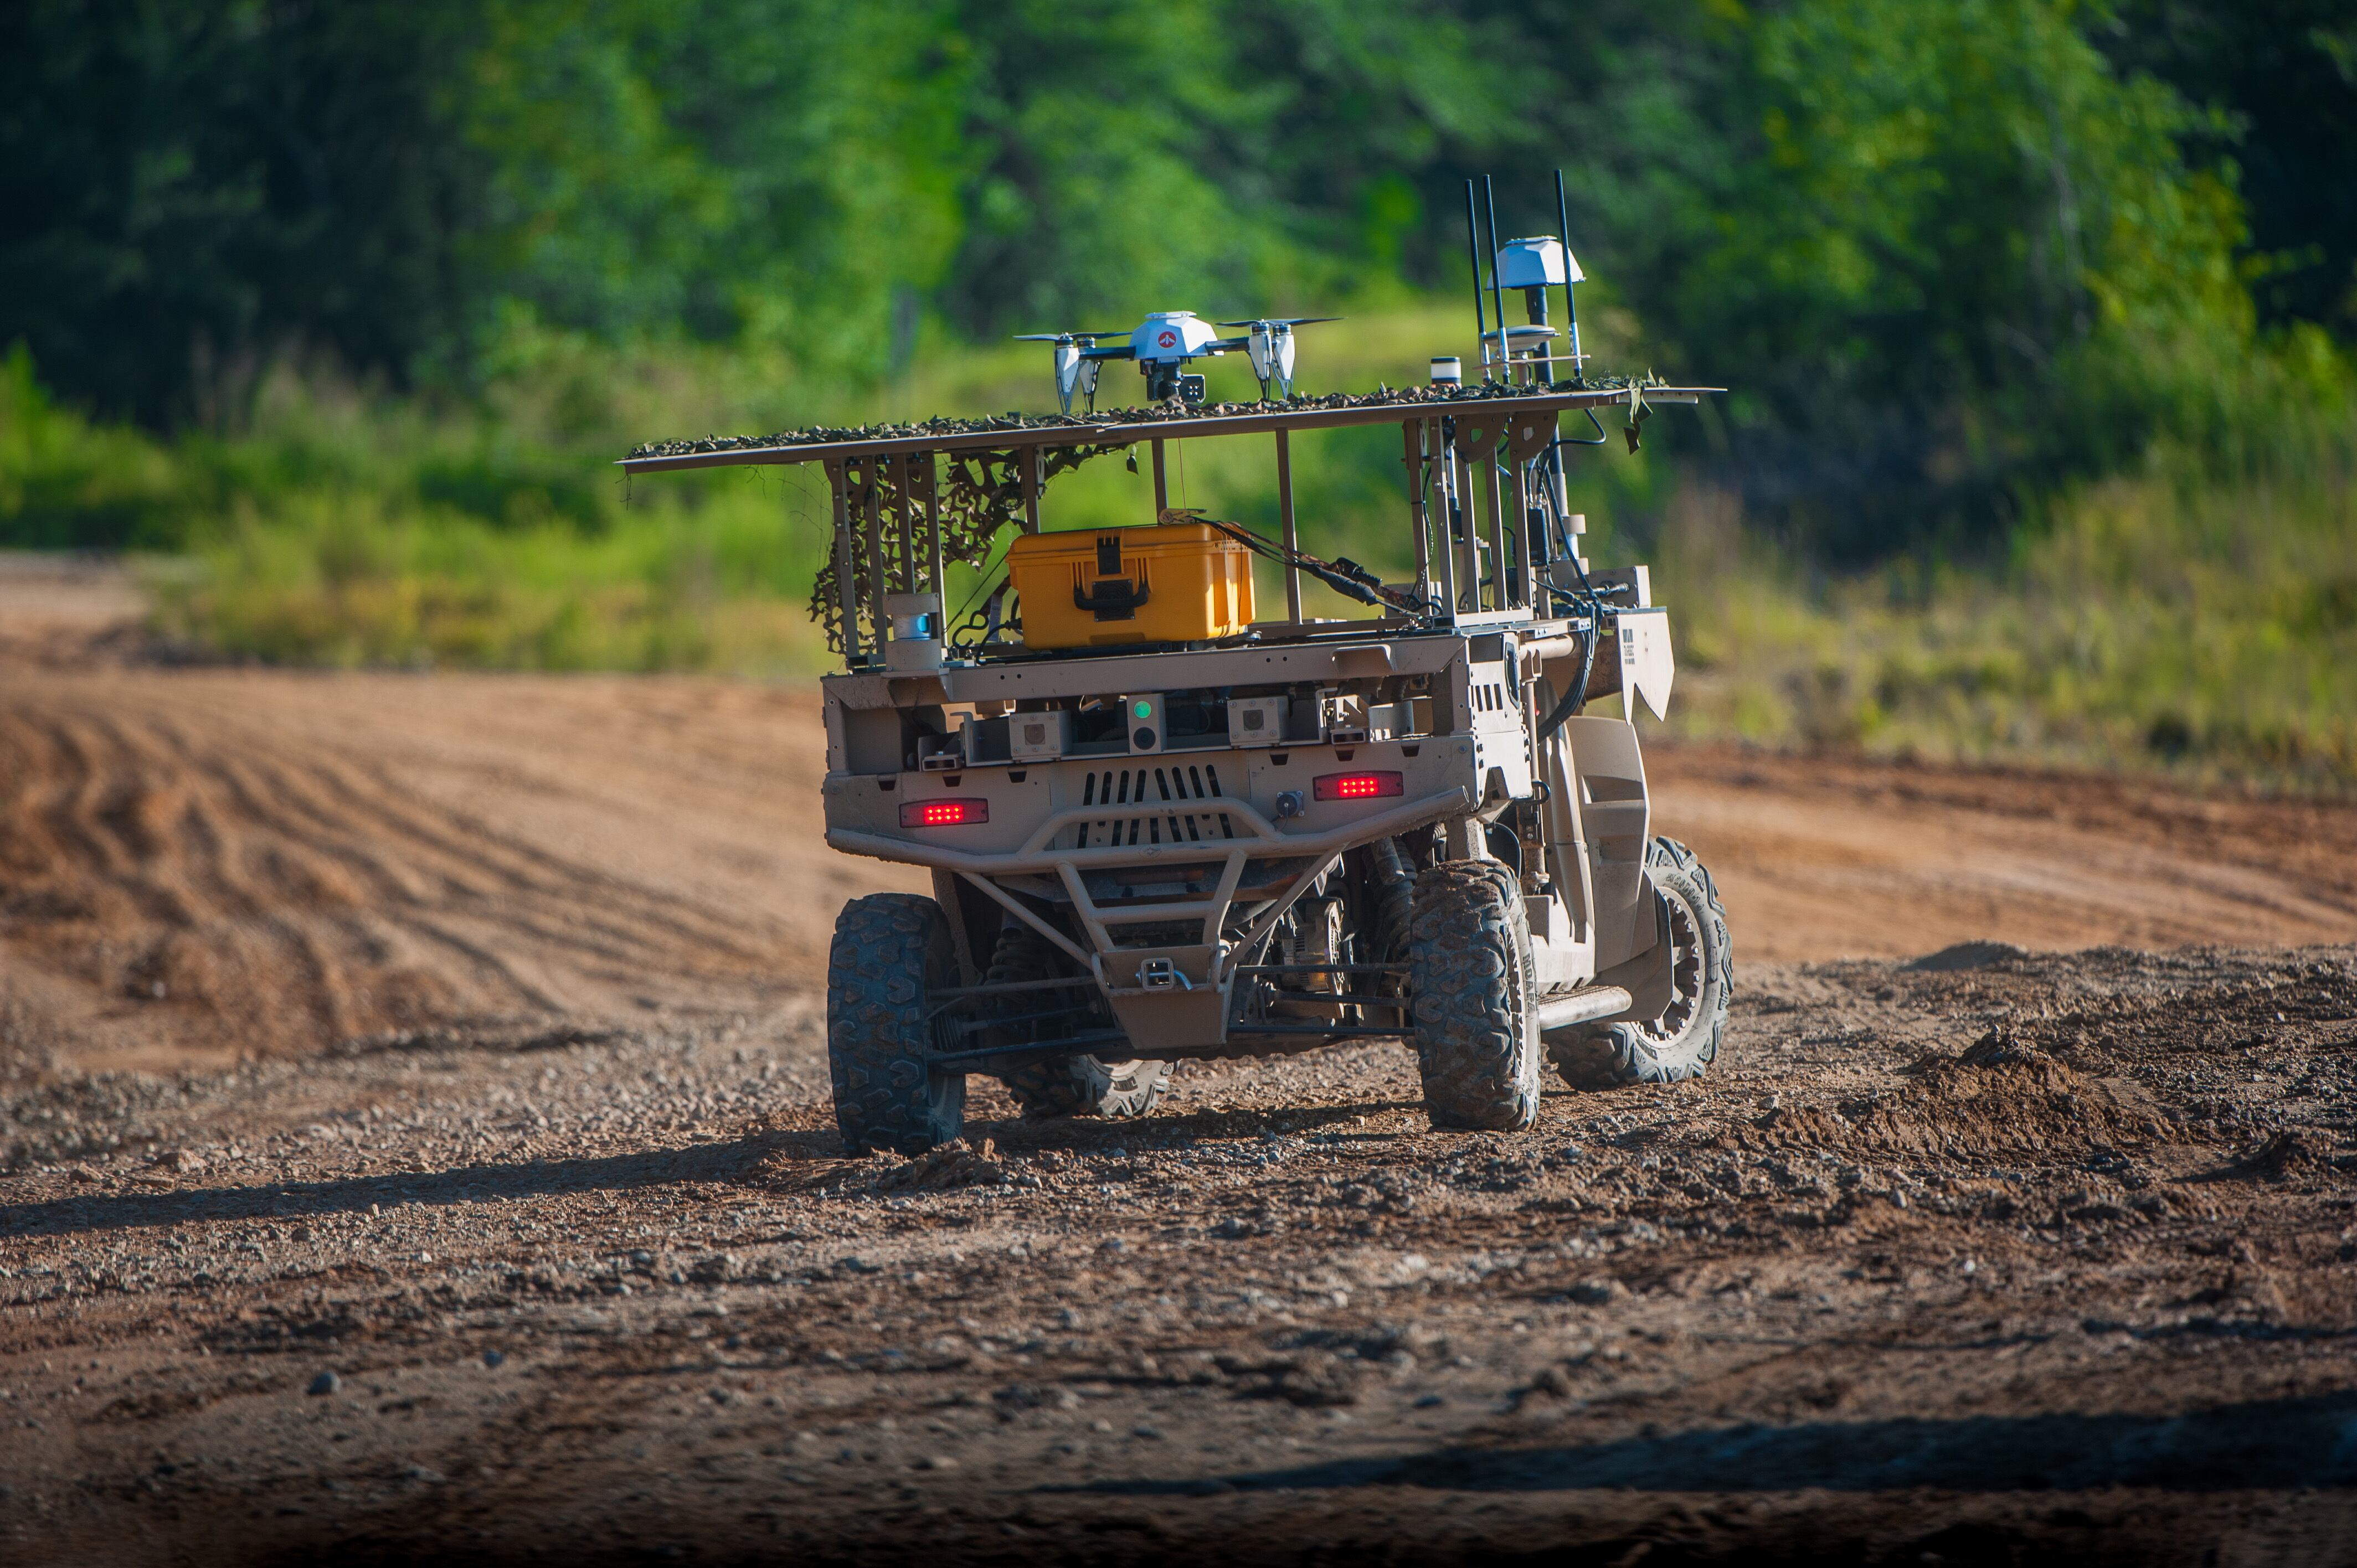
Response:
1073,576,1151,620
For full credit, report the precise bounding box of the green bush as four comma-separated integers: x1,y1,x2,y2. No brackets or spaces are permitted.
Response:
1651,420,2357,791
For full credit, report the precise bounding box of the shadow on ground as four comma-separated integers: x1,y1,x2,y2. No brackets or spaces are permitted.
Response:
1090,1391,2357,1495
0,1134,794,1239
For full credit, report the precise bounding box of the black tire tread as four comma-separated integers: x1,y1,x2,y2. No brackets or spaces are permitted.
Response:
1408,859,1542,1131
1549,837,1733,1090
827,893,965,1154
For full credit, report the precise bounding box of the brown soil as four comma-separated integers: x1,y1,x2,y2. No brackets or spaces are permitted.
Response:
4,569,2356,1566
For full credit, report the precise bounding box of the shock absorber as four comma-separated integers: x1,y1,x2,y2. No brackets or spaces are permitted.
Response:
1367,835,1417,970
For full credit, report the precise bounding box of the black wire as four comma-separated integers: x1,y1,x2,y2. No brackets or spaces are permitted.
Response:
1190,515,1433,622
946,528,1020,651
1534,615,1602,744
1528,445,1612,741
1558,409,1610,448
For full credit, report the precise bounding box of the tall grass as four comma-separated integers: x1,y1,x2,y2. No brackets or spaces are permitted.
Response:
1656,432,2357,791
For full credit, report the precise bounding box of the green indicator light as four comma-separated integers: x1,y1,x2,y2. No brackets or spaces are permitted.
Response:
1133,700,1152,718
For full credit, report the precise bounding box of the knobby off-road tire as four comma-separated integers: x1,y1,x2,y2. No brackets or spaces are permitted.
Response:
1407,859,1542,1131
827,893,965,1155
985,926,1172,1120
1550,836,1733,1090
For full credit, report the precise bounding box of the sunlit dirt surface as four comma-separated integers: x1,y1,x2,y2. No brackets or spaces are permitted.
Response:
4,576,2355,1565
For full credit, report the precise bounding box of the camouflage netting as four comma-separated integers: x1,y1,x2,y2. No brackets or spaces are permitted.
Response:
625,375,1674,461
809,443,1118,656
631,375,1679,656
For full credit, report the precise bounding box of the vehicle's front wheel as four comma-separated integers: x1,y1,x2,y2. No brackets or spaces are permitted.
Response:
986,925,1171,1120
1407,859,1541,1131
1548,837,1732,1089
827,893,966,1154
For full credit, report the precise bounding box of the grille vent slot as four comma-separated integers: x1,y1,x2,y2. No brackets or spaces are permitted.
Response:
1072,764,1233,849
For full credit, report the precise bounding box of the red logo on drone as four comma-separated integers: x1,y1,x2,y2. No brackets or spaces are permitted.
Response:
1157,331,1177,348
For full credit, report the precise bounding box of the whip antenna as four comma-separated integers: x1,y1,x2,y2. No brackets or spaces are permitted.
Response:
1463,180,1488,375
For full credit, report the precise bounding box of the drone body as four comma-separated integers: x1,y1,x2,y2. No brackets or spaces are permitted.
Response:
1016,311,1335,414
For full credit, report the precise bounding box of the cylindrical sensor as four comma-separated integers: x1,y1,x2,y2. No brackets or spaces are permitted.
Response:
1429,357,1462,386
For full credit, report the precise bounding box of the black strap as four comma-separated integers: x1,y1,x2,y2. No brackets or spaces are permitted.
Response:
1074,577,1150,620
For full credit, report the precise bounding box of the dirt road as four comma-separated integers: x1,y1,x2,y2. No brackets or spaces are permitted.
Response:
4,570,2356,1564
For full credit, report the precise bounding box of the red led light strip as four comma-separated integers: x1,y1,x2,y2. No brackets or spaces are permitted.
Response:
899,798,988,828
1310,771,1403,802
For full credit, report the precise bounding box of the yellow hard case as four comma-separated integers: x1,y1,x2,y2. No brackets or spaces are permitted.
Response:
1007,523,1257,649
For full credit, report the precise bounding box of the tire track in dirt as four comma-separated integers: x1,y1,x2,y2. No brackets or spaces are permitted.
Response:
1645,747,2357,961
3,580,2351,1074
0,677,822,1072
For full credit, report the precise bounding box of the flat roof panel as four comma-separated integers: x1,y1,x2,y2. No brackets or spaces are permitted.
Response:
618,386,1721,474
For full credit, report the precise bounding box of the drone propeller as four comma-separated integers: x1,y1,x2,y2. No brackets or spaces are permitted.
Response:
1211,316,1338,400
1014,333,1123,416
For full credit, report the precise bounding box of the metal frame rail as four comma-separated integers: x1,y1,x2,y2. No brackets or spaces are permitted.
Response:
621,388,1713,661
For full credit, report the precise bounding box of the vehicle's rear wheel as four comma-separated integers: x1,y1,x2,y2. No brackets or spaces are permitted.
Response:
1407,859,1541,1131
1548,837,1732,1089
827,893,965,1154
986,925,1171,1120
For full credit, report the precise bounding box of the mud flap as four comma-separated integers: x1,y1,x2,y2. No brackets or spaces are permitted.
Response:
1561,714,1657,973
932,870,994,987
1591,880,1676,1023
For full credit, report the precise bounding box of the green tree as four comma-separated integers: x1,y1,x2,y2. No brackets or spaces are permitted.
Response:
0,1,486,425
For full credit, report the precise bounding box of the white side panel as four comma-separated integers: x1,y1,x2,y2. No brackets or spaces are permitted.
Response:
1563,714,1656,972
1616,607,1675,721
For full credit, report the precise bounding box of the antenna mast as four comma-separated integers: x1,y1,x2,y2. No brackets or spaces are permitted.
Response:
1463,181,1488,378
1483,176,1509,380
1556,168,1582,384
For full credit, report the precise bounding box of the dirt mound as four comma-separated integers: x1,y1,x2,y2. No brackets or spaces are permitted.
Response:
2235,1129,2342,1182
871,1136,1012,1192
1763,1035,2153,1161
1906,939,2030,973
1954,1020,2046,1068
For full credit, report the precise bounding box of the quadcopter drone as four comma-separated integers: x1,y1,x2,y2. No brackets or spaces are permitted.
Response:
1016,311,1336,414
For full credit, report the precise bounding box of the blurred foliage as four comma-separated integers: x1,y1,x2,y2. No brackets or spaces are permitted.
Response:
2096,0,2357,336
1653,416,2357,792
5,0,2351,548
2,0,2353,786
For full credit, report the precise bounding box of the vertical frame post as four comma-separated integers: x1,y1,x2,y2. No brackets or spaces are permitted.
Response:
1402,420,1429,612
1512,457,1535,610
1151,440,1169,517
894,454,915,594
1021,447,1042,534
861,457,888,653
826,459,863,663
1277,428,1303,623
1482,431,1509,610
1453,441,1480,611
919,452,943,604
1430,417,1458,622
